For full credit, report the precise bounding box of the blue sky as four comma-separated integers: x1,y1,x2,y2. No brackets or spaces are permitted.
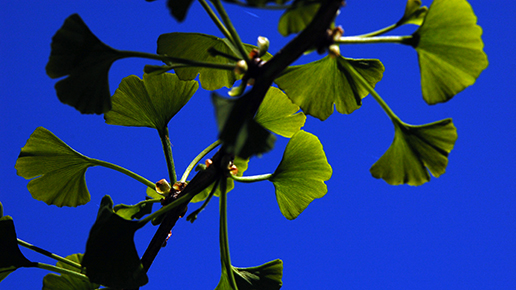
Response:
1,1,515,289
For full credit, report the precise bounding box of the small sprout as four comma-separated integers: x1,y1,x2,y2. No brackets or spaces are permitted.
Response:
205,158,213,168
234,60,248,75
227,160,238,175
332,26,344,41
172,181,186,192
155,179,171,196
257,36,269,57
248,48,259,60
196,163,207,171
328,44,341,58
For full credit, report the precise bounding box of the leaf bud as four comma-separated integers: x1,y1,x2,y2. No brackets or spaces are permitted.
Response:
328,44,341,58
257,36,269,57
234,60,248,75
155,179,171,196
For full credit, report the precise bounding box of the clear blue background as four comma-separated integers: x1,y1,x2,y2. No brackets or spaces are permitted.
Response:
1,1,514,289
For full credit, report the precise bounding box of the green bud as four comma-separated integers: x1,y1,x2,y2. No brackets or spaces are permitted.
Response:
257,36,269,57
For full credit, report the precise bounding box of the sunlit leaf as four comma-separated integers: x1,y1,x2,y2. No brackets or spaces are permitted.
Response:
411,0,488,104
191,157,249,203
42,254,99,290
114,200,154,220
0,216,36,282
255,87,306,138
370,119,457,186
213,93,276,159
275,56,384,120
46,14,126,114
15,127,97,207
157,33,272,90
216,259,283,290
278,0,322,36
82,195,148,289
398,0,428,26
105,73,198,129
269,130,332,220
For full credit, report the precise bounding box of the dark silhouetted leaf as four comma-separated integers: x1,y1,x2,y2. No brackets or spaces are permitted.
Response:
278,0,322,36
411,0,488,104
255,87,306,138
270,130,332,220
42,253,99,290
82,195,148,289
15,127,97,207
0,216,36,282
213,93,276,159
46,14,127,114
105,73,198,129
370,119,457,186
275,56,384,120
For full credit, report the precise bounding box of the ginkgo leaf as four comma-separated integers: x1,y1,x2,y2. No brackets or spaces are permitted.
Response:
231,0,289,7
397,0,428,26
104,73,198,129
82,195,148,289
278,0,322,36
46,14,126,114
411,0,488,104
0,216,36,282
145,0,194,22
191,157,249,203
255,87,306,138
370,118,457,186
15,127,97,207
269,130,332,220
157,33,272,90
215,259,283,290
42,254,99,290
114,200,154,220
213,93,276,159
275,56,384,120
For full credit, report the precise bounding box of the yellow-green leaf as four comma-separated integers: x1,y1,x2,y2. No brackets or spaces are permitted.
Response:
412,0,488,104
255,87,306,138
105,73,198,129
275,56,384,120
42,254,99,290
370,119,457,186
269,130,332,220
215,259,283,290
15,127,96,207
398,0,428,26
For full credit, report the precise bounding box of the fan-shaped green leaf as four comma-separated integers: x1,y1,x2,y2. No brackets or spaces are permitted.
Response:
82,195,147,289
255,87,306,138
15,127,97,207
216,259,283,290
411,0,488,104
114,200,155,220
46,14,126,114
192,157,249,203
42,254,99,290
157,33,272,90
398,0,428,26
0,216,36,282
278,0,322,36
275,56,384,120
269,130,332,220
370,118,457,186
104,73,198,129
213,93,276,159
